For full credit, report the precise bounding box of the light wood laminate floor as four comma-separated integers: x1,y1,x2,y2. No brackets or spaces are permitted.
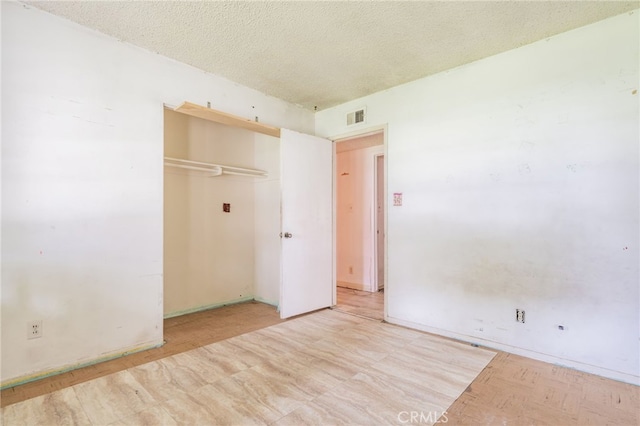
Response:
2,301,638,425
1,301,285,408
2,309,494,425
334,287,640,424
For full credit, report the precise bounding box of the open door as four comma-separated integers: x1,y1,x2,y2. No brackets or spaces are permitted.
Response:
279,129,333,318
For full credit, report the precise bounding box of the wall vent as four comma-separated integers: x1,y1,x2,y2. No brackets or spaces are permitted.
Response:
346,108,366,126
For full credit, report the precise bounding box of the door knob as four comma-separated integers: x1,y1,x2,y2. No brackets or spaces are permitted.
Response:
284,232,293,238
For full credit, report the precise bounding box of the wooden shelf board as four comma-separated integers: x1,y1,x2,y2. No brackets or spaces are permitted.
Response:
174,102,281,138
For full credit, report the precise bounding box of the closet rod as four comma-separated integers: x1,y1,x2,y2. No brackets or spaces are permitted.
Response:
165,163,223,176
164,157,268,178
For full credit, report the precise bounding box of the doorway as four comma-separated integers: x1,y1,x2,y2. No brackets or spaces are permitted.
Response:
333,130,385,320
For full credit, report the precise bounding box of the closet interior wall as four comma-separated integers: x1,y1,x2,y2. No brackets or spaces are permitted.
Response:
163,109,280,317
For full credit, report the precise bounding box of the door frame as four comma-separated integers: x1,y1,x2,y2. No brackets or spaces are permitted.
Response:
373,153,385,292
330,125,388,319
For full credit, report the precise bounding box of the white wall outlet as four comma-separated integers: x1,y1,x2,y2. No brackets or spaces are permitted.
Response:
28,320,43,339
516,309,525,323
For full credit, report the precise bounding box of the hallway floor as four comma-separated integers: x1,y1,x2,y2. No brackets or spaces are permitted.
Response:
334,286,384,320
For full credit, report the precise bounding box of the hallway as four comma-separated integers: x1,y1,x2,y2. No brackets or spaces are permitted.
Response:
334,287,384,321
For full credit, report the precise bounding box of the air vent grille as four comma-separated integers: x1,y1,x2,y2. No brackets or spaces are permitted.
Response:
347,108,366,126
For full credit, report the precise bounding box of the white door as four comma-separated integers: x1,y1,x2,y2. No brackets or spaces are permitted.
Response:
279,129,333,319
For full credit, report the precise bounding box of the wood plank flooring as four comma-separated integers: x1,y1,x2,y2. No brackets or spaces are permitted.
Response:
334,286,384,320
1,309,495,425
2,300,639,425
445,351,640,425
334,285,639,424
0,301,284,408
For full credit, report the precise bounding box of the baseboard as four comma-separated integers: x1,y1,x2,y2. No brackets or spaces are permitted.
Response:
164,296,255,319
386,315,640,386
337,281,366,291
0,340,163,390
253,296,279,308
3,297,273,390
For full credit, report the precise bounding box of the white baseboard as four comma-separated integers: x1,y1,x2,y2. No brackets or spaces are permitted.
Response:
337,281,366,291
386,315,640,386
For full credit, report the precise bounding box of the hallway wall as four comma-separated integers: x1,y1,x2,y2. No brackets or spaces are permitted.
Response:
336,135,384,291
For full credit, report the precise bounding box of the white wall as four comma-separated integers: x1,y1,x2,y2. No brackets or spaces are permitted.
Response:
336,140,383,291
1,2,313,386
317,11,639,384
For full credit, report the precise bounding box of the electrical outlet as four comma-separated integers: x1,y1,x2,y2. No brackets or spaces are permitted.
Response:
28,320,43,339
516,309,525,323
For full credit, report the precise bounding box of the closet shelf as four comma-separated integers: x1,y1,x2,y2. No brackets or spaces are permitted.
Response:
164,157,268,178
174,102,281,138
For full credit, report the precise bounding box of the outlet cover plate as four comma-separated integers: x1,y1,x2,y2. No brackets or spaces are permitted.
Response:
28,320,43,339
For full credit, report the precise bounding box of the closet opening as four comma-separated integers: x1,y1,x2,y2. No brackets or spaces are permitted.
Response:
162,101,334,325
162,107,281,321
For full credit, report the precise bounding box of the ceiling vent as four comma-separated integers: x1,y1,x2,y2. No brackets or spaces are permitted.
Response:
346,108,366,126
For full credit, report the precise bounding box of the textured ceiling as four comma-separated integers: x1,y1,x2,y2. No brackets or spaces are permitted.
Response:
27,1,639,111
